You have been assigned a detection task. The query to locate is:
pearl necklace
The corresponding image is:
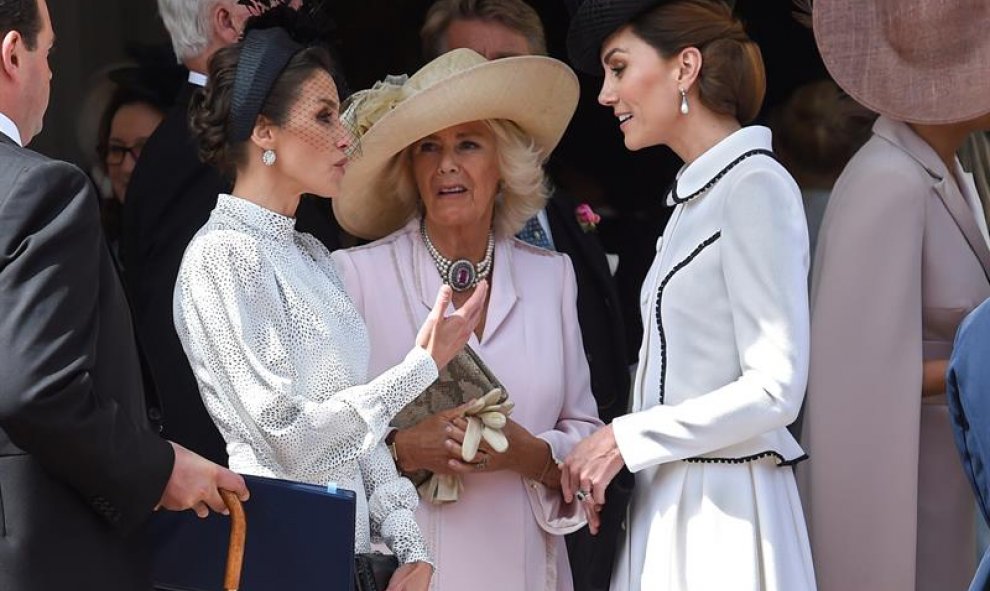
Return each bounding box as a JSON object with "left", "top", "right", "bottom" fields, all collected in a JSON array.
[{"left": 420, "top": 218, "right": 495, "bottom": 292}]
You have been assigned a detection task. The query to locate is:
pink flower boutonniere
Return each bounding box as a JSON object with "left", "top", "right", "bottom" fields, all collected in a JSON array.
[{"left": 575, "top": 203, "right": 601, "bottom": 233}]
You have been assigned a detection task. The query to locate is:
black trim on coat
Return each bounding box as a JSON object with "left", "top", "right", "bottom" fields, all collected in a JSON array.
[
  {"left": 683, "top": 451, "right": 809, "bottom": 467},
  {"left": 668, "top": 149, "right": 775, "bottom": 204},
  {"left": 655, "top": 231, "right": 722, "bottom": 405}
]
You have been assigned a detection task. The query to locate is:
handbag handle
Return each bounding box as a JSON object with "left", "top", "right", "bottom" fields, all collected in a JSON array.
[{"left": 220, "top": 489, "right": 247, "bottom": 591}]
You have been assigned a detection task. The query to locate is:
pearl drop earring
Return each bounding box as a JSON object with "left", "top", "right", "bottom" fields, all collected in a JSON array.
[{"left": 679, "top": 87, "right": 689, "bottom": 115}]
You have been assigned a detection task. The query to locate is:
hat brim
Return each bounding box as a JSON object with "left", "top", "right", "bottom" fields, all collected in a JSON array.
[
  {"left": 814, "top": 1, "right": 990, "bottom": 124},
  {"left": 334, "top": 55, "right": 579, "bottom": 240},
  {"left": 566, "top": 0, "right": 659, "bottom": 75}
]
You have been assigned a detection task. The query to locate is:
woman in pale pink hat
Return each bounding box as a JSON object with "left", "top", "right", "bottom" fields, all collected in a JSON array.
[
  {"left": 803, "top": 1, "right": 990, "bottom": 590},
  {"left": 562, "top": 0, "right": 816, "bottom": 589}
]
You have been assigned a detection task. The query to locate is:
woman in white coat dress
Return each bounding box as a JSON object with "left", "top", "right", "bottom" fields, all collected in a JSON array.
[{"left": 562, "top": 1, "right": 816, "bottom": 589}]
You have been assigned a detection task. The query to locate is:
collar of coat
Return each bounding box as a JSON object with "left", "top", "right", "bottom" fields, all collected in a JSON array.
[
  {"left": 665, "top": 125, "right": 772, "bottom": 207},
  {"left": 874, "top": 115, "right": 990, "bottom": 281}
]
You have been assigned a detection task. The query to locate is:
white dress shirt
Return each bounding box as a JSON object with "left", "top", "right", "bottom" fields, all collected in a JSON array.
[
  {"left": 187, "top": 70, "right": 207, "bottom": 88},
  {"left": 0, "top": 111, "right": 23, "bottom": 147}
]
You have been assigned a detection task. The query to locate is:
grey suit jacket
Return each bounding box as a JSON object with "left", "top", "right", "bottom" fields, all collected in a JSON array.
[
  {"left": 0, "top": 133, "right": 174, "bottom": 590},
  {"left": 803, "top": 116, "right": 990, "bottom": 591}
]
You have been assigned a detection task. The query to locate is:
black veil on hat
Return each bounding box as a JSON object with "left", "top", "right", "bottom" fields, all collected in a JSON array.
[{"left": 227, "top": 0, "right": 347, "bottom": 142}]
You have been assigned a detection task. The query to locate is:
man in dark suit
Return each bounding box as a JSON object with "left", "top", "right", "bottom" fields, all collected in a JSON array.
[
  {"left": 122, "top": 0, "right": 344, "bottom": 466},
  {"left": 0, "top": 1, "right": 247, "bottom": 588},
  {"left": 420, "top": 2, "right": 632, "bottom": 589}
]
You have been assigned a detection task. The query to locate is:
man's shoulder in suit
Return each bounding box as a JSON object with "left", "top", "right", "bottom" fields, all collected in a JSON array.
[{"left": 0, "top": 144, "right": 94, "bottom": 214}]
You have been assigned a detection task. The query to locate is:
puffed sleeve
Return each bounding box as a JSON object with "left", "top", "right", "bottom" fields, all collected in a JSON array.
[
  {"left": 612, "top": 166, "right": 810, "bottom": 470},
  {"left": 173, "top": 233, "right": 438, "bottom": 477},
  {"left": 526, "top": 256, "right": 604, "bottom": 533},
  {"left": 359, "top": 444, "right": 433, "bottom": 566}
]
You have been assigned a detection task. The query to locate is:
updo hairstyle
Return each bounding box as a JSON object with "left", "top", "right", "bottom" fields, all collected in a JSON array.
[
  {"left": 189, "top": 42, "right": 337, "bottom": 178},
  {"left": 631, "top": 0, "right": 766, "bottom": 123}
]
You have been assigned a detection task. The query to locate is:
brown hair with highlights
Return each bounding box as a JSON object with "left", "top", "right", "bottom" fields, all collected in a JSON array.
[{"left": 631, "top": 0, "right": 766, "bottom": 123}]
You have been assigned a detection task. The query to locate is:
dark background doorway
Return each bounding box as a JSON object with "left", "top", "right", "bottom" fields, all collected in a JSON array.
[{"left": 41, "top": 0, "right": 826, "bottom": 351}]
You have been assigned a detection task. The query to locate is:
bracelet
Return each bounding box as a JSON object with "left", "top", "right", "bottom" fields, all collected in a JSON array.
[
  {"left": 536, "top": 451, "right": 555, "bottom": 484},
  {"left": 386, "top": 430, "right": 402, "bottom": 471}
]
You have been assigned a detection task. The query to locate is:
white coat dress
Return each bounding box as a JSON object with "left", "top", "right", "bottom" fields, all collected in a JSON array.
[{"left": 610, "top": 126, "right": 817, "bottom": 591}]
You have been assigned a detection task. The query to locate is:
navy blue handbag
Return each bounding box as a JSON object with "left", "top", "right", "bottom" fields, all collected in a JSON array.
[{"left": 149, "top": 474, "right": 357, "bottom": 590}]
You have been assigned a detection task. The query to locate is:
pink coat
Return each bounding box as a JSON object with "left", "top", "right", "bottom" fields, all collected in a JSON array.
[
  {"left": 803, "top": 116, "right": 990, "bottom": 591},
  {"left": 332, "top": 219, "right": 603, "bottom": 591}
]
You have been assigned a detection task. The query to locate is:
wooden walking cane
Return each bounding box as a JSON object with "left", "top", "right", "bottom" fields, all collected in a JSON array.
[{"left": 220, "top": 490, "right": 247, "bottom": 591}]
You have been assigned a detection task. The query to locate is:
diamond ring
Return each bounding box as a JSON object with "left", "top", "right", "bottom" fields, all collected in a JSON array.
[{"left": 575, "top": 489, "right": 590, "bottom": 502}]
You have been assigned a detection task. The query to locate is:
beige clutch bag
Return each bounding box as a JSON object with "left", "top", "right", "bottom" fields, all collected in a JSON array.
[{"left": 391, "top": 346, "right": 511, "bottom": 503}]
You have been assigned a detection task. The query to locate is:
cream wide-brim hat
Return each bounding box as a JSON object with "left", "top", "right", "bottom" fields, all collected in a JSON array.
[
  {"left": 334, "top": 48, "right": 579, "bottom": 240},
  {"left": 814, "top": 0, "right": 990, "bottom": 125}
]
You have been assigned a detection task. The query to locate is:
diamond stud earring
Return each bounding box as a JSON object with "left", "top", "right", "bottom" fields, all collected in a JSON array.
[{"left": 262, "top": 149, "right": 276, "bottom": 166}]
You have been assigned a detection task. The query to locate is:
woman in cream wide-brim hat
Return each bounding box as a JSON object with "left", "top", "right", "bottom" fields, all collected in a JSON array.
[
  {"left": 804, "top": 1, "right": 990, "bottom": 590},
  {"left": 330, "top": 48, "right": 604, "bottom": 591}
]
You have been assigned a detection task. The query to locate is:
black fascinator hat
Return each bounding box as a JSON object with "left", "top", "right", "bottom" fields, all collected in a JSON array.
[
  {"left": 566, "top": 0, "right": 665, "bottom": 75},
  {"left": 237, "top": 0, "right": 340, "bottom": 49},
  {"left": 566, "top": 0, "right": 735, "bottom": 75},
  {"left": 227, "top": 0, "right": 346, "bottom": 142}
]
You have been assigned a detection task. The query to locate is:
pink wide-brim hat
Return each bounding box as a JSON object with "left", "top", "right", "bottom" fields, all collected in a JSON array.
[{"left": 814, "top": 0, "right": 990, "bottom": 125}]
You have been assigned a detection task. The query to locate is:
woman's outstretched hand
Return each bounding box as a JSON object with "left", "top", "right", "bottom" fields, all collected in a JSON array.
[{"left": 416, "top": 281, "right": 488, "bottom": 370}]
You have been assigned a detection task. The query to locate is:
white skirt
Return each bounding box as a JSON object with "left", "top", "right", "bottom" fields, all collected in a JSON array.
[{"left": 611, "top": 457, "right": 816, "bottom": 591}]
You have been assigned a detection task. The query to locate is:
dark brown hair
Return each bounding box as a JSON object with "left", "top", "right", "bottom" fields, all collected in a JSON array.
[
  {"left": 630, "top": 0, "right": 765, "bottom": 123},
  {"left": 189, "top": 42, "right": 336, "bottom": 178},
  {"left": 96, "top": 87, "right": 169, "bottom": 172}
]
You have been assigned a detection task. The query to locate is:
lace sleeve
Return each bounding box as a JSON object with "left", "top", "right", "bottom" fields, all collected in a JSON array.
[
  {"left": 359, "top": 444, "right": 433, "bottom": 565},
  {"left": 173, "top": 232, "right": 439, "bottom": 478}
]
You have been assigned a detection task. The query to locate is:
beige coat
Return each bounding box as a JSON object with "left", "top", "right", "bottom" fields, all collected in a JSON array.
[{"left": 803, "top": 116, "right": 990, "bottom": 590}]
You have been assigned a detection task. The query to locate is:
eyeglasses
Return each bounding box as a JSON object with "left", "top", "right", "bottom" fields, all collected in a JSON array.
[{"left": 105, "top": 142, "right": 146, "bottom": 165}]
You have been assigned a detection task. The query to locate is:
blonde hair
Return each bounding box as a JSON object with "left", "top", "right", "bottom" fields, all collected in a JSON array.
[
  {"left": 380, "top": 118, "right": 548, "bottom": 237},
  {"left": 420, "top": 0, "right": 547, "bottom": 60}
]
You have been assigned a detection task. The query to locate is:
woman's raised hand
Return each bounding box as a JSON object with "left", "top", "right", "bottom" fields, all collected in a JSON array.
[{"left": 416, "top": 281, "right": 488, "bottom": 370}]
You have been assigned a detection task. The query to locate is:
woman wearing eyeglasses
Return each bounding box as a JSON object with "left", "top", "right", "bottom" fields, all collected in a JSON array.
[{"left": 95, "top": 86, "right": 166, "bottom": 266}]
